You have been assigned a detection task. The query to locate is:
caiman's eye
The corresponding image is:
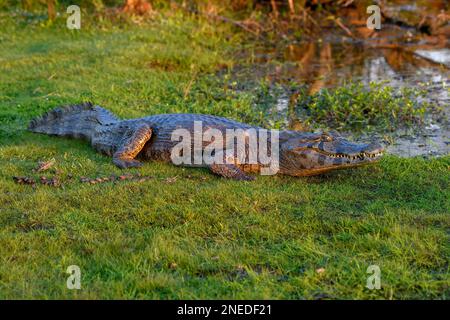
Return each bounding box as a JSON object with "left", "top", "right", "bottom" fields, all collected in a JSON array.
[{"left": 321, "top": 134, "right": 333, "bottom": 142}]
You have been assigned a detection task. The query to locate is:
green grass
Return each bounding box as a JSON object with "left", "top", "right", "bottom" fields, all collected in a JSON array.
[
  {"left": 0, "top": 10, "right": 449, "bottom": 299},
  {"left": 298, "top": 82, "right": 432, "bottom": 132}
]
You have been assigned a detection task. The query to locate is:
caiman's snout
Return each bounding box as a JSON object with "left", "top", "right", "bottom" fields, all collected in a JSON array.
[
  {"left": 329, "top": 140, "right": 384, "bottom": 162},
  {"left": 362, "top": 142, "right": 384, "bottom": 160},
  {"left": 281, "top": 132, "right": 385, "bottom": 176}
]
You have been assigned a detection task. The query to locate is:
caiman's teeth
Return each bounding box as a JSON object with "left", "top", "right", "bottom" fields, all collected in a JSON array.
[{"left": 327, "top": 151, "right": 383, "bottom": 159}]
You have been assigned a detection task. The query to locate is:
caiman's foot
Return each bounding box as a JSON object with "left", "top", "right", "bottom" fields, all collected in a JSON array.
[
  {"left": 112, "top": 123, "right": 153, "bottom": 169},
  {"left": 113, "top": 158, "right": 143, "bottom": 169},
  {"left": 237, "top": 174, "right": 256, "bottom": 181},
  {"left": 209, "top": 163, "right": 255, "bottom": 181}
]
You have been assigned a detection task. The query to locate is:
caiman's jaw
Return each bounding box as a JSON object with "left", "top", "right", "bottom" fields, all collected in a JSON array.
[
  {"left": 315, "top": 148, "right": 384, "bottom": 161},
  {"left": 280, "top": 132, "right": 385, "bottom": 176}
]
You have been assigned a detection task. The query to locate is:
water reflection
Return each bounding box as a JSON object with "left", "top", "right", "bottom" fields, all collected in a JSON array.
[{"left": 259, "top": 37, "right": 449, "bottom": 97}]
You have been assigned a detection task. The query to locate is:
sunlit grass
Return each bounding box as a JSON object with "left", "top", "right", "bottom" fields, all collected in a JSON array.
[{"left": 0, "top": 10, "right": 448, "bottom": 299}]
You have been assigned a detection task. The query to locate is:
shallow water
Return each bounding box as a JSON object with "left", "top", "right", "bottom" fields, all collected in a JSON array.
[{"left": 231, "top": 1, "right": 450, "bottom": 157}]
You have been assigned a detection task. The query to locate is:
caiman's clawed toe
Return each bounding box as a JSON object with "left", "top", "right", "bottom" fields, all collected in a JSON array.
[{"left": 113, "top": 158, "right": 143, "bottom": 169}]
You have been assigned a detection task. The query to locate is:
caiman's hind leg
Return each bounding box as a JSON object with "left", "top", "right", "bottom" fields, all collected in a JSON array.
[
  {"left": 207, "top": 149, "right": 255, "bottom": 181},
  {"left": 113, "top": 124, "right": 153, "bottom": 169},
  {"left": 208, "top": 149, "right": 255, "bottom": 181},
  {"left": 208, "top": 148, "right": 256, "bottom": 181},
  {"left": 209, "top": 163, "right": 255, "bottom": 181}
]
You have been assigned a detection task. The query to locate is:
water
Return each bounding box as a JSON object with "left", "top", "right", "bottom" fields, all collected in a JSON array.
[{"left": 229, "top": 1, "right": 450, "bottom": 157}]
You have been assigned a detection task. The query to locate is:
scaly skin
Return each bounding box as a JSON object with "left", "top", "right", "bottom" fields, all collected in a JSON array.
[{"left": 28, "top": 103, "right": 384, "bottom": 180}]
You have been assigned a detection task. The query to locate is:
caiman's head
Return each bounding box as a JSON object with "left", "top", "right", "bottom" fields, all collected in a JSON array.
[{"left": 279, "top": 131, "right": 384, "bottom": 176}]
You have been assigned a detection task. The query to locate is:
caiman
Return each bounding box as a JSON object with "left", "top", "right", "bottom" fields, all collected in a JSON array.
[{"left": 28, "top": 103, "right": 384, "bottom": 180}]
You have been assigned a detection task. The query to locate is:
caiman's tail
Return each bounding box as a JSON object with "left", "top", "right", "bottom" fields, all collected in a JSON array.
[{"left": 28, "top": 102, "right": 119, "bottom": 141}]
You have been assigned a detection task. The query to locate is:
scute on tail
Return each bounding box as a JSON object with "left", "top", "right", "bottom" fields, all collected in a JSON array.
[{"left": 28, "top": 102, "right": 119, "bottom": 140}]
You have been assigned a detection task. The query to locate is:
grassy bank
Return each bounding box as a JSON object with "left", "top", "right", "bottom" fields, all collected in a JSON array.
[{"left": 0, "top": 10, "right": 449, "bottom": 299}]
